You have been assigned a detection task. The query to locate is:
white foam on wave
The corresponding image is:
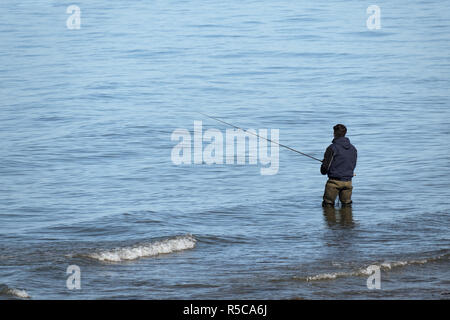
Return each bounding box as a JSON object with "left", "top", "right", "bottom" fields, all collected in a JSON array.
[
  {"left": 0, "top": 285, "right": 31, "bottom": 299},
  {"left": 85, "top": 234, "right": 197, "bottom": 262},
  {"left": 8, "top": 288, "right": 31, "bottom": 299},
  {"left": 306, "top": 272, "right": 347, "bottom": 281},
  {"left": 379, "top": 259, "right": 427, "bottom": 270},
  {"left": 300, "top": 255, "right": 445, "bottom": 282}
]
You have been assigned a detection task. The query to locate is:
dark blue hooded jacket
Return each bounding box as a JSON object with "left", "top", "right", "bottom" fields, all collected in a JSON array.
[{"left": 320, "top": 137, "right": 357, "bottom": 181}]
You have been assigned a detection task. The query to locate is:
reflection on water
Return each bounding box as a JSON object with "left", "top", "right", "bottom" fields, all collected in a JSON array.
[{"left": 323, "top": 206, "right": 354, "bottom": 228}]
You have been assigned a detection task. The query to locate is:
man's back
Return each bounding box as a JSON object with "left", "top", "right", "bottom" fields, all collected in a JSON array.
[{"left": 321, "top": 137, "right": 357, "bottom": 181}]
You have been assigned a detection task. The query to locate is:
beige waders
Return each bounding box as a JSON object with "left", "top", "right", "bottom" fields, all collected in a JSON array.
[{"left": 322, "top": 179, "right": 353, "bottom": 207}]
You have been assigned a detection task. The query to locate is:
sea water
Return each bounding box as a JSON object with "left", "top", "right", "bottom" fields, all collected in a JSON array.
[{"left": 0, "top": 0, "right": 449, "bottom": 299}]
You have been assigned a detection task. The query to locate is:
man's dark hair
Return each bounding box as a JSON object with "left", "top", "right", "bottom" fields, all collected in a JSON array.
[{"left": 333, "top": 124, "right": 347, "bottom": 138}]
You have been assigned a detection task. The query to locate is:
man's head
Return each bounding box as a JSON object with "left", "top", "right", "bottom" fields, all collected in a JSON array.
[{"left": 333, "top": 124, "right": 347, "bottom": 138}]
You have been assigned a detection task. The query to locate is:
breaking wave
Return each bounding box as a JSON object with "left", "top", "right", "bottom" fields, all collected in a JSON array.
[
  {"left": 0, "top": 285, "right": 31, "bottom": 299},
  {"left": 297, "top": 253, "right": 448, "bottom": 282},
  {"left": 80, "top": 234, "right": 197, "bottom": 262}
]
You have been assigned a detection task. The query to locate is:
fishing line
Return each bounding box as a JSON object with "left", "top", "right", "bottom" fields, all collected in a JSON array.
[{"left": 197, "top": 112, "right": 323, "bottom": 163}]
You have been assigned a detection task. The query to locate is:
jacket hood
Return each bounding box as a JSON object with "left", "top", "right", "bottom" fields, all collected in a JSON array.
[{"left": 332, "top": 136, "right": 351, "bottom": 149}]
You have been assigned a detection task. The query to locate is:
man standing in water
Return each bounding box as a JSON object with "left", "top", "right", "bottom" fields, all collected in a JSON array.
[{"left": 321, "top": 124, "right": 357, "bottom": 207}]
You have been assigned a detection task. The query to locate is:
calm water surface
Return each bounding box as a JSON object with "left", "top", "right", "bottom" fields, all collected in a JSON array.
[{"left": 0, "top": 0, "right": 449, "bottom": 299}]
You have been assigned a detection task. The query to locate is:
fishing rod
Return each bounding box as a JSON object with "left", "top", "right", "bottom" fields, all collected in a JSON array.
[{"left": 197, "top": 112, "right": 323, "bottom": 163}]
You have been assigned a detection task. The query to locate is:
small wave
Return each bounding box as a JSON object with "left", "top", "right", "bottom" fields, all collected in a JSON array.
[
  {"left": 0, "top": 285, "right": 31, "bottom": 299},
  {"left": 299, "top": 253, "right": 448, "bottom": 282},
  {"left": 81, "top": 234, "right": 197, "bottom": 262},
  {"left": 306, "top": 272, "right": 348, "bottom": 281}
]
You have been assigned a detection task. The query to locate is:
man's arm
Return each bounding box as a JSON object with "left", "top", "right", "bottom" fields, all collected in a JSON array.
[{"left": 320, "top": 146, "right": 334, "bottom": 175}]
